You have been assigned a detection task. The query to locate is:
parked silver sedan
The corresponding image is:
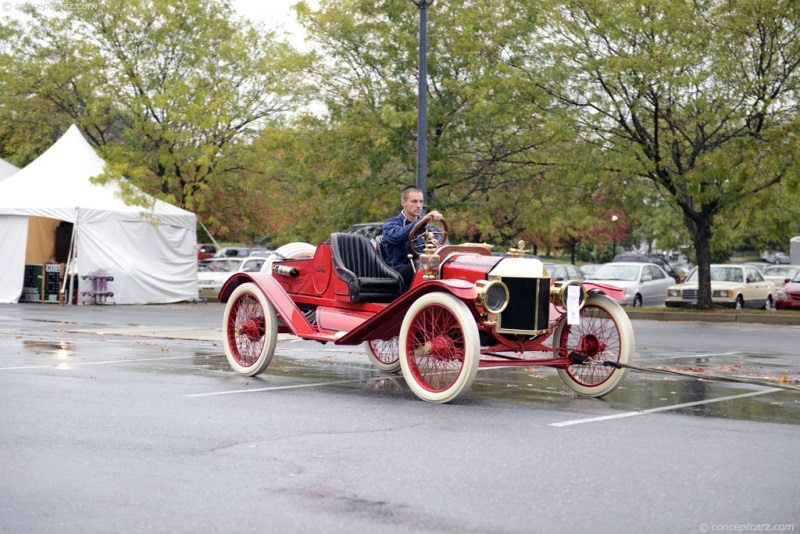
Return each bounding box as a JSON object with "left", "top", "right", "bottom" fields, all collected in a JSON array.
[{"left": 586, "top": 262, "right": 675, "bottom": 307}]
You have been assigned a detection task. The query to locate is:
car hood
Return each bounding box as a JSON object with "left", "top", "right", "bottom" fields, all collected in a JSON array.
[
  {"left": 780, "top": 282, "right": 800, "bottom": 294},
  {"left": 587, "top": 279, "right": 640, "bottom": 290},
  {"left": 197, "top": 272, "right": 236, "bottom": 283},
  {"left": 668, "top": 281, "right": 744, "bottom": 290}
]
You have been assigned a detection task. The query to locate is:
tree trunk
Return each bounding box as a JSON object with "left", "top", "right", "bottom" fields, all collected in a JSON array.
[{"left": 690, "top": 217, "right": 714, "bottom": 309}]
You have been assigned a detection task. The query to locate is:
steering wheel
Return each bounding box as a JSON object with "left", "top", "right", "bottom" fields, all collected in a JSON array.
[{"left": 407, "top": 215, "right": 449, "bottom": 257}]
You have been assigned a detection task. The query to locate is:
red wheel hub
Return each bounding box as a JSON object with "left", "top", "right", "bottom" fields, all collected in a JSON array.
[
  {"left": 424, "top": 336, "right": 457, "bottom": 359},
  {"left": 577, "top": 334, "right": 604, "bottom": 359},
  {"left": 237, "top": 317, "right": 264, "bottom": 342}
]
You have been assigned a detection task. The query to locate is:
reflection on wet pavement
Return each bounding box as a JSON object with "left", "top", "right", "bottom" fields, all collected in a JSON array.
[
  {"left": 22, "top": 340, "right": 74, "bottom": 359},
  {"left": 8, "top": 332, "right": 800, "bottom": 426}
]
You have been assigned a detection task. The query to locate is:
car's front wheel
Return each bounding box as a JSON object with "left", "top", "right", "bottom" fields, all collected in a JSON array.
[
  {"left": 553, "top": 295, "right": 635, "bottom": 397},
  {"left": 764, "top": 295, "right": 774, "bottom": 311},
  {"left": 399, "top": 293, "right": 479, "bottom": 403},
  {"left": 735, "top": 295, "right": 744, "bottom": 310}
]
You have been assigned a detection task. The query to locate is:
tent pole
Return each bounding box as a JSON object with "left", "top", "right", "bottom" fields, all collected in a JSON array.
[
  {"left": 197, "top": 217, "right": 221, "bottom": 251},
  {"left": 61, "top": 208, "right": 78, "bottom": 305}
]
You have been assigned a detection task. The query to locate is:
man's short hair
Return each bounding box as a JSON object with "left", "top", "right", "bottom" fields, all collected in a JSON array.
[{"left": 402, "top": 185, "right": 422, "bottom": 201}]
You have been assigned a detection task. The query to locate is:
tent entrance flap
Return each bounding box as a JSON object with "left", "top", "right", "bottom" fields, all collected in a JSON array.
[{"left": 26, "top": 216, "right": 60, "bottom": 264}]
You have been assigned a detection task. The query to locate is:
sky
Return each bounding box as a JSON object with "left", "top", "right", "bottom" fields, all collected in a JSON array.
[
  {"left": 1, "top": 0, "right": 318, "bottom": 47},
  {"left": 230, "top": 0, "right": 319, "bottom": 48}
]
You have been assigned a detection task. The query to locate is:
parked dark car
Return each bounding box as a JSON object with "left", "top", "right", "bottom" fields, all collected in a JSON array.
[
  {"left": 345, "top": 222, "right": 384, "bottom": 246},
  {"left": 612, "top": 253, "right": 680, "bottom": 283},
  {"left": 542, "top": 262, "right": 584, "bottom": 282}
]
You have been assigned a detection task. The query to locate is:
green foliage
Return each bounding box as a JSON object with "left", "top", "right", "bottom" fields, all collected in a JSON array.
[
  {"left": 0, "top": 0, "right": 312, "bottom": 241},
  {"left": 531, "top": 0, "right": 800, "bottom": 302},
  {"left": 1, "top": 0, "right": 798, "bottom": 260}
]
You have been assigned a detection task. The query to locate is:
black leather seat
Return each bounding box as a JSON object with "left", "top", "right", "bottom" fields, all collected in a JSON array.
[{"left": 330, "top": 232, "right": 404, "bottom": 303}]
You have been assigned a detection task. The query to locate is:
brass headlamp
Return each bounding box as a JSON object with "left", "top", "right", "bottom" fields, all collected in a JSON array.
[{"left": 549, "top": 280, "right": 588, "bottom": 310}]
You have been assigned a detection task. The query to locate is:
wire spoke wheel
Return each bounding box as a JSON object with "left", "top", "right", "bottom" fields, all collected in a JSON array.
[
  {"left": 554, "top": 295, "right": 634, "bottom": 397},
  {"left": 364, "top": 337, "right": 401, "bottom": 372},
  {"left": 223, "top": 282, "right": 277, "bottom": 376},
  {"left": 400, "top": 293, "right": 479, "bottom": 403}
]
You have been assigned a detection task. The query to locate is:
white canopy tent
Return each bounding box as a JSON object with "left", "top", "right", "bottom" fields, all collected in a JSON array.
[
  {"left": 0, "top": 157, "right": 19, "bottom": 183},
  {"left": 0, "top": 125, "right": 198, "bottom": 304}
]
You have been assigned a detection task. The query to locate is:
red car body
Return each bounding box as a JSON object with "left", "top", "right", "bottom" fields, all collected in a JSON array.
[
  {"left": 219, "top": 227, "right": 634, "bottom": 403},
  {"left": 777, "top": 279, "right": 800, "bottom": 309},
  {"left": 197, "top": 244, "right": 217, "bottom": 261}
]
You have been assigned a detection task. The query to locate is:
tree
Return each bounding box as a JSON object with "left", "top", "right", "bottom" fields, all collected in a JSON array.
[
  {"left": 530, "top": 0, "right": 800, "bottom": 306},
  {"left": 288, "top": 0, "right": 568, "bottom": 245},
  {"left": 0, "top": 0, "right": 311, "bottom": 239}
]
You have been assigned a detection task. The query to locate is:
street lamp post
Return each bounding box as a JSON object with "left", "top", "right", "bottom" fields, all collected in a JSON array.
[
  {"left": 412, "top": 0, "right": 433, "bottom": 211},
  {"left": 611, "top": 215, "right": 619, "bottom": 256}
]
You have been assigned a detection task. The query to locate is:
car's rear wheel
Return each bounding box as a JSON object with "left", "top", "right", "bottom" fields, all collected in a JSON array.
[
  {"left": 364, "top": 337, "right": 401, "bottom": 372},
  {"left": 399, "top": 293, "right": 479, "bottom": 403},
  {"left": 223, "top": 282, "right": 277, "bottom": 376},
  {"left": 554, "top": 295, "right": 634, "bottom": 397}
]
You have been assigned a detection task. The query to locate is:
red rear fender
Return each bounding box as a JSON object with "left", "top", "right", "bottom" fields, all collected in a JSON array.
[
  {"left": 335, "top": 279, "right": 477, "bottom": 345},
  {"left": 219, "top": 272, "right": 316, "bottom": 337}
]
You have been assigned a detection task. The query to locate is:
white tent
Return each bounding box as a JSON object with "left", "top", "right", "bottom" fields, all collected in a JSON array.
[
  {"left": 0, "top": 157, "right": 19, "bottom": 183},
  {"left": 0, "top": 125, "right": 198, "bottom": 304}
]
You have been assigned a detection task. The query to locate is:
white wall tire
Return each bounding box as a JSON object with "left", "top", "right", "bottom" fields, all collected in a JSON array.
[
  {"left": 364, "top": 337, "right": 401, "bottom": 373},
  {"left": 223, "top": 282, "right": 278, "bottom": 376},
  {"left": 399, "top": 293, "right": 480, "bottom": 403},
  {"left": 554, "top": 295, "right": 635, "bottom": 397}
]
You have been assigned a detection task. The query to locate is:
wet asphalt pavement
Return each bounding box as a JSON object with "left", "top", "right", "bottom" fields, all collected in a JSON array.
[{"left": 1, "top": 302, "right": 798, "bottom": 533}]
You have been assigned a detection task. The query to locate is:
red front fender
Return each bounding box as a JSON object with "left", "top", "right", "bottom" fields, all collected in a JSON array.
[{"left": 582, "top": 281, "right": 626, "bottom": 302}]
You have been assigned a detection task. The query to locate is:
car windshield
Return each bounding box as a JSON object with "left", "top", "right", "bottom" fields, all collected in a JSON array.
[
  {"left": 763, "top": 266, "right": 796, "bottom": 276},
  {"left": 686, "top": 267, "right": 742, "bottom": 283},
  {"left": 198, "top": 260, "right": 240, "bottom": 272},
  {"left": 590, "top": 264, "right": 640, "bottom": 281}
]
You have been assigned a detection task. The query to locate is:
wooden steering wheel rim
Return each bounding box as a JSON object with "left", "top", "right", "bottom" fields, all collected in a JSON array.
[{"left": 407, "top": 215, "right": 449, "bottom": 257}]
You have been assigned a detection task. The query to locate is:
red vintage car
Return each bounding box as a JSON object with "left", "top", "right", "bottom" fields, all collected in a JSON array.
[{"left": 218, "top": 216, "right": 634, "bottom": 403}]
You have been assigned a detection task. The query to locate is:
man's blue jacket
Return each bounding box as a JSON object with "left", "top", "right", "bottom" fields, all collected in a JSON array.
[{"left": 381, "top": 211, "right": 425, "bottom": 269}]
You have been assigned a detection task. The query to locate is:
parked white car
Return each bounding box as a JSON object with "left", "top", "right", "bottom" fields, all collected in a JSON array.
[
  {"left": 666, "top": 264, "right": 776, "bottom": 309},
  {"left": 198, "top": 257, "right": 265, "bottom": 299},
  {"left": 586, "top": 262, "right": 674, "bottom": 307},
  {"left": 761, "top": 265, "right": 800, "bottom": 287}
]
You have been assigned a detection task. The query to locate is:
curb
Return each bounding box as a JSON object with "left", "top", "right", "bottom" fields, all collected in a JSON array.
[{"left": 626, "top": 310, "right": 800, "bottom": 326}]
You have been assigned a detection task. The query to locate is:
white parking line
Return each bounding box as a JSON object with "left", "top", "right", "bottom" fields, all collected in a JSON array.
[
  {"left": 0, "top": 354, "right": 196, "bottom": 371},
  {"left": 549, "top": 388, "right": 782, "bottom": 427},
  {"left": 185, "top": 379, "right": 366, "bottom": 397}
]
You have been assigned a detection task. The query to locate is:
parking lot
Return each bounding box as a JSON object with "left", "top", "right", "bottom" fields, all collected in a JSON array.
[{"left": 1, "top": 302, "right": 798, "bottom": 533}]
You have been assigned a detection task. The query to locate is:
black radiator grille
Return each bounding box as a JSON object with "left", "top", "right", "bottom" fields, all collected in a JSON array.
[{"left": 499, "top": 277, "right": 551, "bottom": 333}]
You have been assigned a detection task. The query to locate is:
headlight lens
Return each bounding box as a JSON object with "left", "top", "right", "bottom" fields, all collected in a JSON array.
[
  {"left": 713, "top": 289, "right": 733, "bottom": 298},
  {"left": 668, "top": 289, "right": 681, "bottom": 297},
  {"left": 475, "top": 280, "right": 509, "bottom": 313},
  {"left": 777, "top": 290, "right": 787, "bottom": 299}
]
